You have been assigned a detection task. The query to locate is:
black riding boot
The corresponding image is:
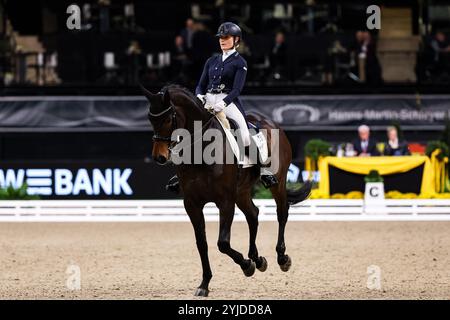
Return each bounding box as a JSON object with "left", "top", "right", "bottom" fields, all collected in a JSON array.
[
  {"left": 260, "top": 173, "right": 279, "bottom": 188},
  {"left": 245, "top": 144, "right": 279, "bottom": 189},
  {"left": 166, "top": 175, "right": 180, "bottom": 194},
  {"left": 260, "top": 168, "right": 279, "bottom": 188}
]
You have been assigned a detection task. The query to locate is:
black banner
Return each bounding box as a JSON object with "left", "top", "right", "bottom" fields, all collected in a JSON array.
[
  {"left": 1, "top": 95, "right": 450, "bottom": 129},
  {"left": 329, "top": 164, "right": 424, "bottom": 195},
  {"left": 0, "top": 161, "right": 176, "bottom": 199},
  {"left": 0, "top": 300, "right": 447, "bottom": 318}
]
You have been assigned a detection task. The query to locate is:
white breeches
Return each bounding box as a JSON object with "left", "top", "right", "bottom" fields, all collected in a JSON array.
[{"left": 205, "top": 93, "right": 251, "bottom": 147}]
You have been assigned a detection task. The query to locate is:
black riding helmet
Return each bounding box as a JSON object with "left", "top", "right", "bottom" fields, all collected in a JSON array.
[{"left": 216, "top": 22, "right": 242, "bottom": 46}]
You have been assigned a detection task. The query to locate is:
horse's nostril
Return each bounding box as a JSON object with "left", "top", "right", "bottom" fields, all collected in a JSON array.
[{"left": 155, "top": 155, "right": 167, "bottom": 164}]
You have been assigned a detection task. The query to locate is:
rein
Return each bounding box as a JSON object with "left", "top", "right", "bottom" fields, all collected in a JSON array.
[{"left": 170, "top": 115, "right": 216, "bottom": 156}]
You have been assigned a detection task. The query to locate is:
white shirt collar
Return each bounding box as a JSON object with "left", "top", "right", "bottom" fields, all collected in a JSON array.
[
  {"left": 222, "top": 48, "right": 236, "bottom": 61},
  {"left": 389, "top": 139, "right": 399, "bottom": 148}
]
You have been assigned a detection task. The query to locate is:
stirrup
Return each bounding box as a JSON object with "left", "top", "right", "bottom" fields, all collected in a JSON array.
[{"left": 166, "top": 175, "right": 180, "bottom": 194}]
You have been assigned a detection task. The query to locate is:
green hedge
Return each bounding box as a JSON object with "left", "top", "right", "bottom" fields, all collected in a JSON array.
[
  {"left": 304, "top": 139, "right": 332, "bottom": 161},
  {"left": 426, "top": 140, "right": 449, "bottom": 160},
  {"left": 0, "top": 184, "right": 40, "bottom": 200},
  {"left": 253, "top": 182, "right": 305, "bottom": 199}
]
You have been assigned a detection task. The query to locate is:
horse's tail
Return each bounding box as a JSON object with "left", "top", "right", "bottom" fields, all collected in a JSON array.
[{"left": 286, "top": 180, "right": 313, "bottom": 205}]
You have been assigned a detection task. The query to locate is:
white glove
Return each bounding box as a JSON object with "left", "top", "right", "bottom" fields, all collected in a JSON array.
[
  {"left": 196, "top": 94, "right": 206, "bottom": 105},
  {"left": 204, "top": 102, "right": 214, "bottom": 113},
  {"left": 213, "top": 100, "right": 227, "bottom": 113}
]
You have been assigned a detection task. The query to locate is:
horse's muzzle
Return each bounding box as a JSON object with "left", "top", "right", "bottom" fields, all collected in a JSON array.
[{"left": 154, "top": 155, "right": 168, "bottom": 165}]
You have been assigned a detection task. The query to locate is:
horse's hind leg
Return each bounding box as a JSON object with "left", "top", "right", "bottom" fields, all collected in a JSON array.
[
  {"left": 271, "top": 179, "right": 292, "bottom": 272},
  {"left": 216, "top": 200, "right": 256, "bottom": 277},
  {"left": 236, "top": 192, "right": 268, "bottom": 272},
  {"left": 184, "top": 199, "right": 212, "bottom": 297}
]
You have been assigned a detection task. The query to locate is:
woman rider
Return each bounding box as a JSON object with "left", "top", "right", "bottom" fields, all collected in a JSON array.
[{"left": 166, "top": 22, "right": 278, "bottom": 193}]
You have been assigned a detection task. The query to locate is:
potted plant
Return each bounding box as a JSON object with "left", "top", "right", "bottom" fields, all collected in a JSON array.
[
  {"left": 304, "top": 139, "right": 332, "bottom": 178},
  {"left": 426, "top": 140, "right": 449, "bottom": 161},
  {"left": 304, "top": 139, "right": 332, "bottom": 161}
]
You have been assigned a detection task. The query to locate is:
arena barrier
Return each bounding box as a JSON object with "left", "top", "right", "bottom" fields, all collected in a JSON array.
[{"left": 1, "top": 199, "right": 450, "bottom": 222}]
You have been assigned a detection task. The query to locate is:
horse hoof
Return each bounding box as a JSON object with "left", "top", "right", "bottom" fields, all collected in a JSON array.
[
  {"left": 279, "top": 255, "right": 292, "bottom": 272},
  {"left": 257, "top": 256, "right": 268, "bottom": 272},
  {"left": 194, "top": 288, "right": 209, "bottom": 297},
  {"left": 242, "top": 260, "right": 256, "bottom": 277}
]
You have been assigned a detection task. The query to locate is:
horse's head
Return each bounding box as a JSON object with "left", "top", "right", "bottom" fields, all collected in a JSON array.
[{"left": 141, "top": 85, "right": 177, "bottom": 165}]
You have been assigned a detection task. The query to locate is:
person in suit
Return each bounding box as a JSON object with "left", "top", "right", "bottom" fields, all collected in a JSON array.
[
  {"left": 352, "top": 125, "right": 380, "bottom": 156},
  {"left": 384, "top": 126, "right": 410, "bottom": 156}
]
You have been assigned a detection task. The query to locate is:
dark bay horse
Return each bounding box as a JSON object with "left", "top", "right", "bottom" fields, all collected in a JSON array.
[{"left": 142, "top": 84, "right": 312, "bottom": 297}]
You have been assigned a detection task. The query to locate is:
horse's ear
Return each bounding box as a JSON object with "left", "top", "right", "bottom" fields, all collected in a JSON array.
[
  {"left": 163, "top": 88, "right": 171, "bottom": 107},
  {"left": 140, "top": 83, "right": 156, "bottom": 102}
]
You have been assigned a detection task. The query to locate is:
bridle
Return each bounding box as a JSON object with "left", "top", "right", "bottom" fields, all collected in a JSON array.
[
  {"left": 148, "top": 91, "right": 217, "bottom": 156},
  {"left": 148, "top": 91, "right": 178, "bottom": 144}
]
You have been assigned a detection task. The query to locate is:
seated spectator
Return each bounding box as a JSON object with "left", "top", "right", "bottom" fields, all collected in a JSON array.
[
  {"left": 180, "top": 18, "right": 195, "bottom": 53},
  {"left": 270, "top": 31, "right": 287, "bottom": 80},
  {"left": 190, "top": 21, "right": 215, "bottom": 82},
  {"left": 384, "top": 126, "right": 410, "bottom": 156},
  {"left": 429, "top": 31, "right": 450, "bottom": 78},
  {"left": 349, "top": 31, "right": 382, "bottom": 84},
  {"left": 174, "top": 35, "right": 186, "bottom": 54},
  {"left": 352, "top": 125, "right": 380, "bottom": 156},
  {"left": 236, "top": 39, "right": 252, "bottom": 61},
  {"left": 171, "top": 35, "right": 191, "bottom": 83}
]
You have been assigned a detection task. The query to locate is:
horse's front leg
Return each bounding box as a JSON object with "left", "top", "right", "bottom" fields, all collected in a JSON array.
[
  {"left": 216, "top": 200, "right": 256, "bottom": 277},
  {"left": 184, "top": 199, "right": 212, "bottom": 297}
]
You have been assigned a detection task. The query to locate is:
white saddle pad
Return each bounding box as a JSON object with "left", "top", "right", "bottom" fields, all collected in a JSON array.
[{"left": 215, "top": 114, "right": 256, "bottom": 168}]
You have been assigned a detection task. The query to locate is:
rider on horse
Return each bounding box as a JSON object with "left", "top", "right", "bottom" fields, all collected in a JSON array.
[{"left": 166, "top": 22, "right": 278, "bottom": 193}]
